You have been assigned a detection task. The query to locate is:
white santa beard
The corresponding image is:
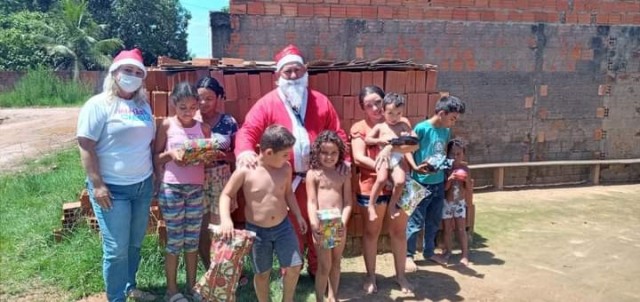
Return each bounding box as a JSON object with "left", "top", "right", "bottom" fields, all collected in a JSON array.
[{"left": 277, "top": 73, "right": 308, "bottom": 110}]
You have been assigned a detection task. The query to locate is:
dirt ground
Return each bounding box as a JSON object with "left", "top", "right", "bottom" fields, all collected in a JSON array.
[
  {"left": 2, "top": 108, "right": 639, "bottom": 301},
  {"left": 338, "top": 184, "right": 640, "bottom": 302},
  {"left": 0, "top": 107, "right": 80, "bottom": 173}
]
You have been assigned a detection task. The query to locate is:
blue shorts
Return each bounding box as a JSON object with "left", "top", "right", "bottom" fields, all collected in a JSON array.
[
  {"left": 245, "top": 218, "right": 302, "bottom": 274},
  {"left": 356, "top": 194, "right": 391, "bottom": 207}
]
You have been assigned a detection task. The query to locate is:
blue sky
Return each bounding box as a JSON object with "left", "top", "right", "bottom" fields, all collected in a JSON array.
[{"left": 181, "top": 0, "right": 229, "bottom": 58}]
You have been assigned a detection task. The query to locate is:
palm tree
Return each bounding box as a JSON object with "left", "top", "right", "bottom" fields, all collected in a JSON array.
[{"left": 41, "top": 0, "right": 123, "bottom": 81}]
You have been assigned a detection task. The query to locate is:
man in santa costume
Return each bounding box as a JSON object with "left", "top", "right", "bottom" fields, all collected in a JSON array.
[{"left": 235, "top": 44, "right": 349, "bottom": 279}]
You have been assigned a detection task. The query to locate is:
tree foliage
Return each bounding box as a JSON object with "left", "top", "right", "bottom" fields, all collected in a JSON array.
[
  {"left": 0, "top": 11, "right": 58, "bottom": 70},
  {"left": 39, "top": 0, "right": 123, "bottom": 81},
  {"left": 0, "top": 0, "right": 191, "bottom": 71},
  {"left": 87, "top": 0, "right": 191, "bottom": 65}
]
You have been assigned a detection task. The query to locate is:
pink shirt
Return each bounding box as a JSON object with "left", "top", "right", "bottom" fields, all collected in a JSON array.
[{"left": 163, "top": 117, "right": 205, "bottom": 185}]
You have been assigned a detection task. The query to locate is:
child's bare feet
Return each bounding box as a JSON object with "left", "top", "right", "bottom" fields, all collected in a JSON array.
[
  {"left": 363, "top": 276, "right": 377, "bottom": 294},
  {"left": 367, "top": 206, "right": 378, "bottom": 221},
  {"left": 389, "top": 206, "right": 400, "bottom": 219},
  {"left": 395, "top": 275, "right": 414, "bottom": 294},
  {"left": 405, "top": 257, "right": 418, "bottom": 272},
  {"left": 460, "top": 257, "right": 469, "bottom": 266}
]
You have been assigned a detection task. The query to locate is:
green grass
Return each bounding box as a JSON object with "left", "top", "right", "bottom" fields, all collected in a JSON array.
[
  {"left": 0, "top": 68, "right": 93, "bottom": 107},
  {"left": 0, "top": 148, "right": 316, "bottom": 301}
]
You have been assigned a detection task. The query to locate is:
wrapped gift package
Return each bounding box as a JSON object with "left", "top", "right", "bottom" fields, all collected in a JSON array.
[
  {"left": 398, "top": 176, "right": 431, "bottom": 216},
  {"left": 181, "top": 138, "right": 223, "bottom": 166},
  {"left": 317, "top": 208, "right": 343, "bottom": 249},
  {"left": 194, "top": 225, "right": 256, "bottom": 302}
]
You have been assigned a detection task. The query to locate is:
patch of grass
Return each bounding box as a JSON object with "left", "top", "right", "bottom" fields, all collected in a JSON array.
[
  {"left": 0, "top": 148, "right": 317, "bottom": 301},
  {"left": 0, "top": 67, "right": 93, "bottom": 107}
]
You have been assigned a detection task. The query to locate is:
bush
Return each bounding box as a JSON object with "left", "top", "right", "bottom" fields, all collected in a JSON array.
[{"left": 0, "top": 68, "right": 93, "bottom": 107}]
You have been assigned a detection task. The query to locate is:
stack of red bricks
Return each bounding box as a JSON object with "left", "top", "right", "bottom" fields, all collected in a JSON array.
[{"left": 143, "top": 62, "right": 441, "bottom": 254}]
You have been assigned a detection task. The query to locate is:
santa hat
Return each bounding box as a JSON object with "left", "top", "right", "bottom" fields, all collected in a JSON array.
[
  {"left": 275, "top": 44, "right": 305, "bottom": 72},
  {"left": 109, "top": 48, "right": 146, "bottom": 77}
]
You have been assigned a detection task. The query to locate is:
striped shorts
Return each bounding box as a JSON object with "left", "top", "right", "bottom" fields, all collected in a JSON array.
[{"left": 158, "top": 183, "right": 204, "bottom": 254}]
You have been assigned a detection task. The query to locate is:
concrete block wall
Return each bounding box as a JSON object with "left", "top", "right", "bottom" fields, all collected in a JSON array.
[{"left": 214, "top": 0, "right": 640, "bottom": 185}]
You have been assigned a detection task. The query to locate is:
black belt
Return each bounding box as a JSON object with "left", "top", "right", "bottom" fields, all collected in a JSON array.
[{"left": 294, "top": 172, "right": 306, "bottom": 178}]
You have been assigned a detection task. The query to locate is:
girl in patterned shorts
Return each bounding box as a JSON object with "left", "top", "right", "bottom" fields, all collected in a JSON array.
[{"left": 154, "top": 82, "right": 212, "bottom": 302}]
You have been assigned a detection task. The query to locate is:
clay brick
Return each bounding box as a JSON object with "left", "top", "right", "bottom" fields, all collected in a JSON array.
[
  {"left": 314, "top": 5, "right": 330, "bottom": 17},
  {"left": 265, "top": 3, "right": 281, "bottom": 15},
  {"left": 248, "top": 74, "right": 261, "bottom": 100},
  {"left": 339, "top": 72, "right": 351, "bottom": 96},
  {"left": 525, "top": 96, "right": 534, "bottom": 108},
  {"left": 361, "top": 71, "right": 373, "bottom": 87},
  {"left": 330, "top": 96, "right": 344, "bottom": 119},
  {"left": 593, "top": 129, "right": 603, "bottom": 140},
  {"left": 350, "top": 72, "right": 362, "bottom": 96},
  {"left": 355, "top": 47, "right": 364, "bottom": 59},
  {"left": 346, "top": 6, "right": 363, "bottom": 18},
  {"left": 230, "top": 4, "right": 246, "bottom": 14},
  {"left": 426, "top": 69, "right": 438, "bottom": 92},
  {"left": 260, "top": 72, "right": 274, "bottom": 96},
  {"left": 415, "top": 71, "right": 427, "bottom": 92},
  {"left": 407, "top": 94, "right": 420, "bottom": 117},
  {"left": 405, "top": 70, "right": 417, "bottom": 93},
  {"left": 247, "top": 2, "right": 265, "bottom": 15},
  {"left": 298, "top": 4, "right": 314, "bottom": 17},
  {"left": 372, "top": 71, "right": 385, "bottom": 89},
  {"left": 385, "top": 71, "right": 407, "bottom": 93},
  {"left": 378, "top": 6, "right": 393, "bottom": 19},
  {"left": 596, "top": 107, "right": 605, "bottom": 118},
  {"left": 282, "top": 4, "right": 297, "bottom": 16},
  {"left": 154, "top": 71, "right": 169, "bottom": 91},
  {"left": 210, "top": 70, "right": 224, "bottom": 87},
  {"left": 539, "top": 85, "right": 548, "bottom": 96},
  {"left": 316, "top": 73, "right": 330, "bottom": 95},
  {"left": 362, "top": 5, "right": 378, "bottom": 19},
  {"left": 427, "top": 93, "right": 440, "bottom": 117},
  {"left": 537, "top": 131, "right": 545, "bottom": 143},
  {"left": 327, "top": 71, "right": 340, "bottom": 96},
  {"left": 152, "top": 91, "right": 169, "bottom": 117},
  {"left": 223, "top": 75, "right": 238, "bottom": 101},
  {"left": 343, "top": 96, "right": 356, "bottom": 119},
  {"left": 330, "top": 5, "right": 347, "bottom": 18},
  {"left": 417, "top": 93, "right": 429, "bottom": 117}
]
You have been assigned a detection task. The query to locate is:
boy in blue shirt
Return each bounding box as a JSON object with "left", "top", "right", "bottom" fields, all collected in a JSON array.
[{"left": 404, "top": 95, "right": 466, "bottom": 271}]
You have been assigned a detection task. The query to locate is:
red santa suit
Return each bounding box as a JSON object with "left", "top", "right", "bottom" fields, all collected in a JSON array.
[{"left": 235, "top": 46, "right": 348, "bottom": 275}]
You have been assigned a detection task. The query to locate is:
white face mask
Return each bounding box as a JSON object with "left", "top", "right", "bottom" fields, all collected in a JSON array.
[{"left": 117, "top": 73, "right": 143, "bottom": 93}]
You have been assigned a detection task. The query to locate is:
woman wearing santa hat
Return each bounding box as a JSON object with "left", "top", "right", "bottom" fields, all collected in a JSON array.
[
  {"left": 234, "top": 44, "right": 349, "bottom": 296},
  {"left": 77, "top": 49, "right": 156, "bottom": 302}
]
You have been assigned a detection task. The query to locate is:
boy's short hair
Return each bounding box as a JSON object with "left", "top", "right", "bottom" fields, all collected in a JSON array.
[
  {"left": 435, "top": 95, "right": 466, "bottom": 114},
  {"left": 260, "top": 124, "right": 296, "bottom": 153},
  {"left": 382, "top": 92, "right": 405, "bottom": 110}
]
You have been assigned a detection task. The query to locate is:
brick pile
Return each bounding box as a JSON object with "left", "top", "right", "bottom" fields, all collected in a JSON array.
[{"left": 142, "top": 59, "right": 442, "bottom": 254}]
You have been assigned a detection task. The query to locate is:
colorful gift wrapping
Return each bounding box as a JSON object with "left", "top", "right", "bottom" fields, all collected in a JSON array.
[
  {"left": 181, "top": 138, "right": 223, "bottom": 166},
  {"left": 194, "top": 225, "right": 256, "bottom": 302},
  {"left": 398, "top": 176, "right": 431, "bottom": 217},
  {"left": 316, "top": 208, "right": 343, "bottom": 249}
]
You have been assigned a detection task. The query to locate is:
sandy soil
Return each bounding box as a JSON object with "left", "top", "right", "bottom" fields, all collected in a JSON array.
[
  {"left": 338, "top": 184, "right": 640, "bottom": 302},
  {"left": 0, "top": 107, "right": 80, "bottom": 173}
]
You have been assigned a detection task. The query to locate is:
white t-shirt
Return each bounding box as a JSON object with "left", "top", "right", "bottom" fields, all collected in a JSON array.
[{"left": 76, "top": 93, "right": 154, "bottom": 185}]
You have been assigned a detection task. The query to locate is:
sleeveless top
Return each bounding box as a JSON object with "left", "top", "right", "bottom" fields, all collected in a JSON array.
[{"left": 163, "top": 117, "right": 205, "bottom": 185}]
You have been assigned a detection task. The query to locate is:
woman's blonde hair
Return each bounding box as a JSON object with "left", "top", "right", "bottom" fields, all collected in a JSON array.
[{"left": 102, "top": 68, "right": 148, "bottom": 104}]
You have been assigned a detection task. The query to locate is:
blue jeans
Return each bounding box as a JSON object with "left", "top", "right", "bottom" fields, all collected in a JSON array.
[
  {"left": 87, "top": 176, "right": 153, "bottom": 302},
  {"left": 406, "top": 181, "right": 444, "bottom": 258}
]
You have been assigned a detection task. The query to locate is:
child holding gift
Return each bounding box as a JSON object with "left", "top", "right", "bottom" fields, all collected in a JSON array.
[
  {"left": 306, "top": 130, "right": 352, "bottom": 302},
  {"left": 153, "top": 82, "right": 212, "bottom": 302},
  {"left": 364, "top": 93, "right": 417, "bottom": 221},
  {"left": 442, "top": 138, "right": 472, "bottom": 266},
  {"left": 219, "top": 125, "right": 308, "bottom": 302}
]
